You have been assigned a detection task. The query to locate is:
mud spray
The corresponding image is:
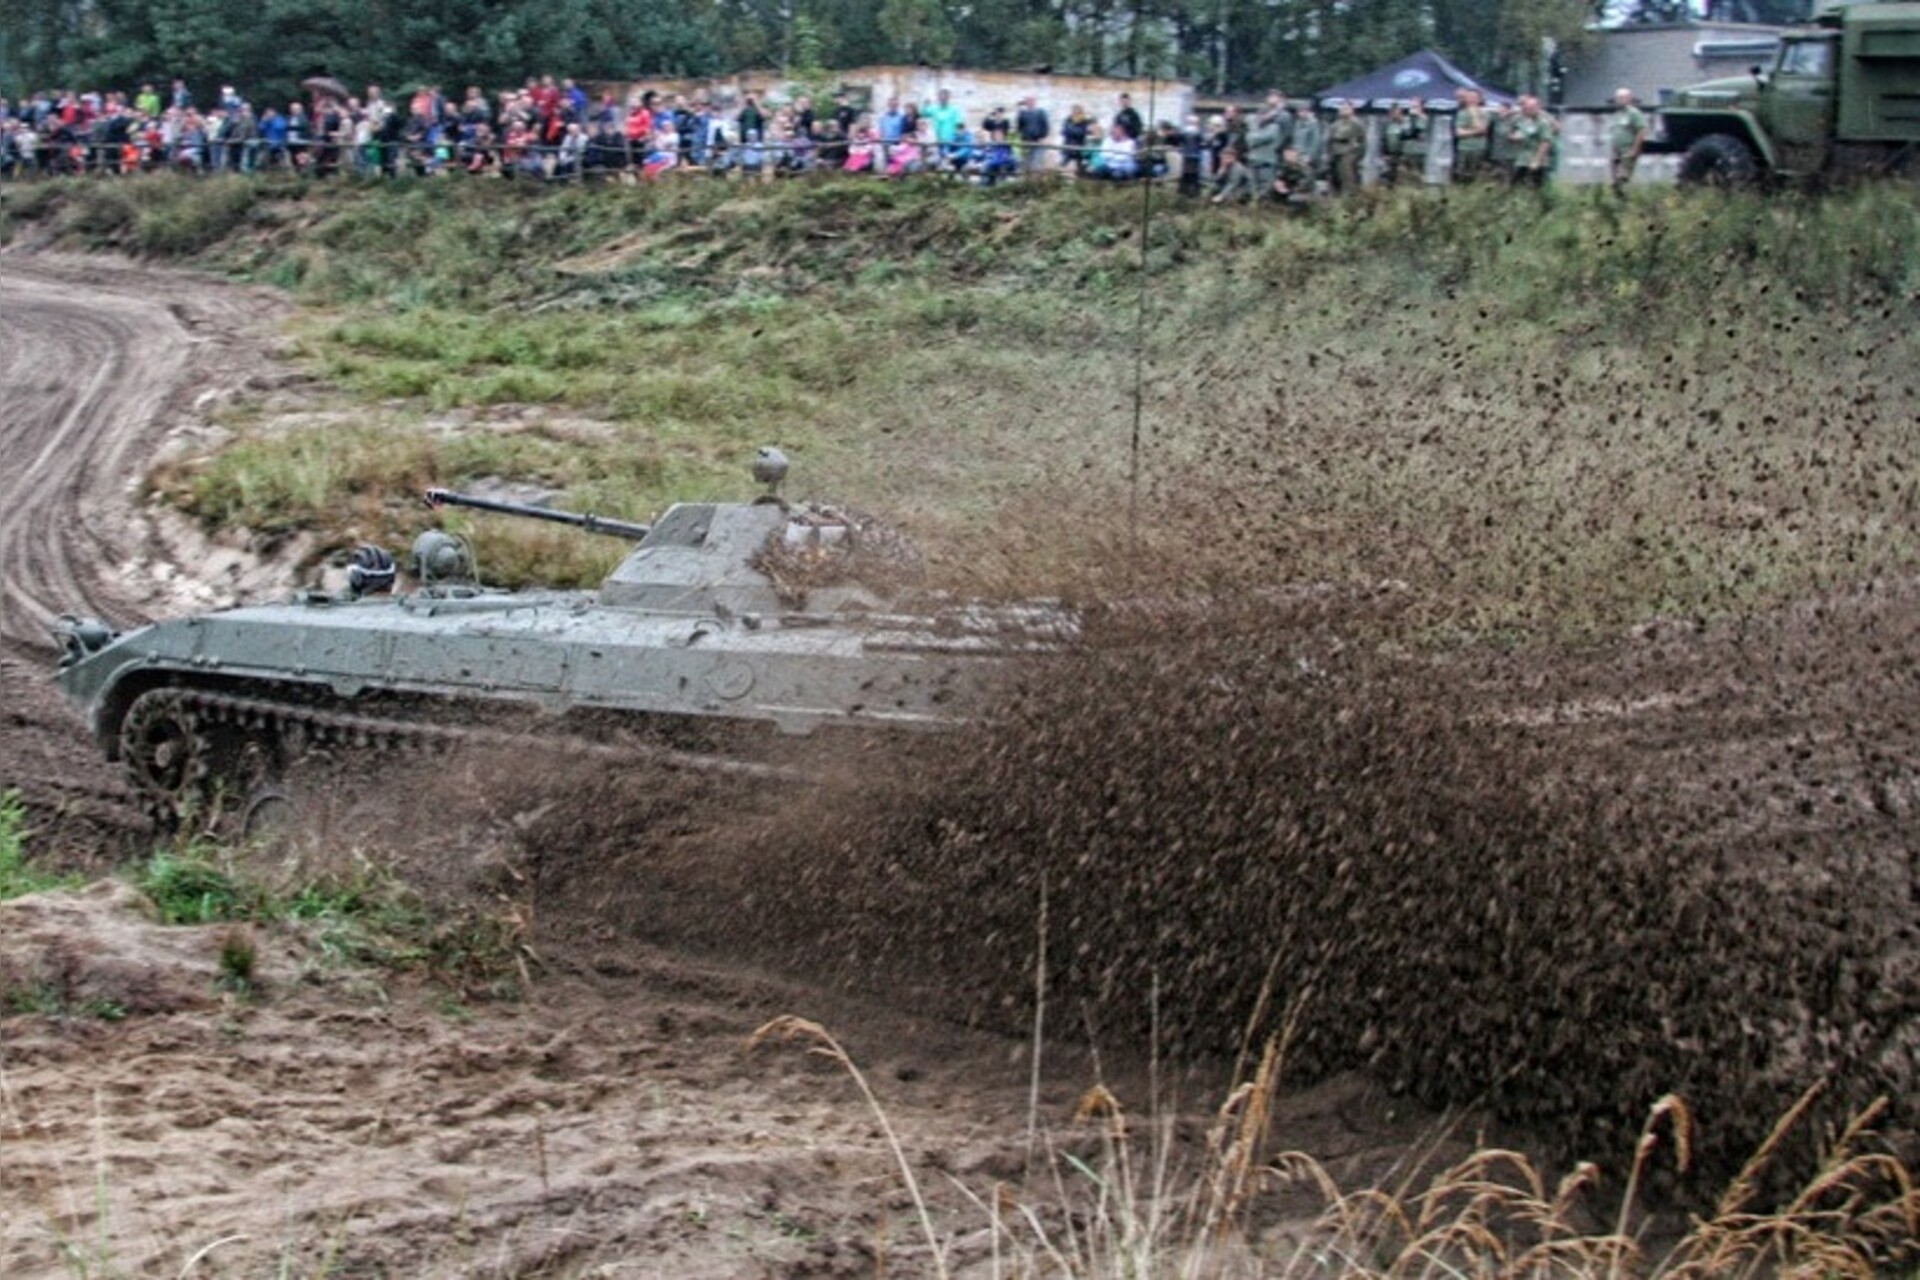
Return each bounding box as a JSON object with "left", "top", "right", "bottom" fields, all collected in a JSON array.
[{"left": 480, "top": 556, "right": 1916, "bottom": 1202}]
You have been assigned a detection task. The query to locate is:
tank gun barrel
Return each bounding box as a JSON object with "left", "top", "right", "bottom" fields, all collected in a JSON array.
[{"left": 424, "top": 488, "right": 652, "bottom": 541}]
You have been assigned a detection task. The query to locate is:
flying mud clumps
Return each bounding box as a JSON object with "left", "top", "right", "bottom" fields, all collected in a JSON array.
[
  {"left": 780, "top": 590, "right": 1916, "bottom": 1193},
  {"left": 749, "top": 503, "right": 926, "bottom": 608}
]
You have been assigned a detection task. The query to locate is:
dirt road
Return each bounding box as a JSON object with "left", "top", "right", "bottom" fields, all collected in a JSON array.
[
  {"left": 0, "top": 256, "right": 291, "bottom": 851},
  {"left": 0, "top": 255, "right": 284, "bottom": 648}
]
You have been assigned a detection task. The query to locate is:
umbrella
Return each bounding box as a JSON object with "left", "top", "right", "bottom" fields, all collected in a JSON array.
[{"left": 302, "top": 75, "right": 350, "bottom": 101}]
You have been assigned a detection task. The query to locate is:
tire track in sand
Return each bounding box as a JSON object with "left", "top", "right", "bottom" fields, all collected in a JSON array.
[
  {"left": 0, "top": 255, "right": 286, "bottom": 839},
  {"left": 0, "top": 255, "right": 285, "bottom": 653}
]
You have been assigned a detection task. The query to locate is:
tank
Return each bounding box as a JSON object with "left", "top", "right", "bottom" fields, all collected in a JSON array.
[{"left": 53, "top": 448, "right": 1071, "bottom": 833}]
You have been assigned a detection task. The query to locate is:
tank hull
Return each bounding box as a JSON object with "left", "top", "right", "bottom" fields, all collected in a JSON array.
[{"left": 55, "top": 588, "right": 1039, "bottom": 758}]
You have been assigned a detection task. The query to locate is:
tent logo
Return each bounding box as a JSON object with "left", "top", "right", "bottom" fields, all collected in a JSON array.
[{"left": 1392, "top": 69, "right": 1433, "bottom": 89}]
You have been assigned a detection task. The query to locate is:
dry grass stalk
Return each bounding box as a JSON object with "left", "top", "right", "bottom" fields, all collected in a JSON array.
[
  {"left": 1609, "top": 1093, "right": 1695, "bottom": 1278},
  {"left": 1275, "top": 1088, "right": 1913, "bottom": 1280},
  {"left": 1197, "top": 1033, "right": 1283, "bottom": 1244},
  {"left": 751, "top": 1009, "right": 1914, "bottom": 1279},
  {"left": 748, "top": 1015, "right": 949, "bottom": 1279}
]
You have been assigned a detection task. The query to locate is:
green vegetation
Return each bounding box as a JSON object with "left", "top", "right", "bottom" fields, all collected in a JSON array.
[
  {"left": 5, "top": 984, "right": 127, "bottom": 1020},
  {"left": 12, "top": 174, "right": 1909, "bottom": 638},
  {"left": 130, "top": 845, "right": 527, "bottom": 992},
  {"left": 135, "top": 847, "right": 262, "bottom": 923},
  {"left": 0, "top": 790, "right": 82, "bottom": 900}
]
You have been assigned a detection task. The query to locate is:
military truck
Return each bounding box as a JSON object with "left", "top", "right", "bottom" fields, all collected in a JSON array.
[{"left": 1655, "top": 0, "right": 1920, "bottom": 183}]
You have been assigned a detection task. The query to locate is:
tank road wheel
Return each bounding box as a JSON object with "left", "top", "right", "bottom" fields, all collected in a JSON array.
[
  {"left": 119, "top": 690, "right": 283, "bottom": 837},
  {"left": 120, "top": 689, "right": 216, "bottom": 833},
  {"left": 238, "top": 784, "right": 298, "bottom": 841},
  {"left": 1679, "top": 133, "right": 1760, "bottom": 188}
]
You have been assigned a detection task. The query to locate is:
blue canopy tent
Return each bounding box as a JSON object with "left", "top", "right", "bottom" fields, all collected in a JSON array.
[{"left": 1313, "top": 50, "right": 1515, "bottom": 110}]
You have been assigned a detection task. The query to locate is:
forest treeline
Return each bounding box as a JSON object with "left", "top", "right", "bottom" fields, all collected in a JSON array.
[{"left": 3, "top": 0, "right": 1608, "bottom": 106}]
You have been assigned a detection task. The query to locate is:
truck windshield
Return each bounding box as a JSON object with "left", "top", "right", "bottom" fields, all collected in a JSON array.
[{"left": 1776, "top": 39, "right": 1834, "bottom": 78}]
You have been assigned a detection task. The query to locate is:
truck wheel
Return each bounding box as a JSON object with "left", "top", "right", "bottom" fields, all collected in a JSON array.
[{"left": 1680, "top": 133, "right": 1760, "bottom": 188}]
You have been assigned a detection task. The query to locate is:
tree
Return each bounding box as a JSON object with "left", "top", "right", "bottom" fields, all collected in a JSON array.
[
  {"left": 0, "top": 0, "right": 1593, "bottom": 101},
  {"left": 879, "top": 0, "right": 956, "bottom": 65},
  {"left": 1432, "top": 0, "right": 1588, "bottom": 94},
  {"left": 0, "top": 0, "right": 95, "bottom": 95}
]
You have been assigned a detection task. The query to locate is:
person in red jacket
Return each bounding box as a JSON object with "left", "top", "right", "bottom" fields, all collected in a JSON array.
[{"left": 623, "top": 89, "right": 655, "bottom": 170}]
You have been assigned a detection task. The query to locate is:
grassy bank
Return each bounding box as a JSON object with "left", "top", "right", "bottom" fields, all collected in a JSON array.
[{"left": 7, "top": 175, "right": 1918, "bottom": 634}]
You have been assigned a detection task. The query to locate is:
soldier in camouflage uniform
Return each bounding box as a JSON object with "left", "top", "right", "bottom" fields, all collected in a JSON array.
[
  {"left": 1451, "top": 88, "right": 1491, "bottom": 185},
  {"left": 1209, "top": 145, "right": 1257, "bottom": 204},
  {"left": 1273, "top": 142, "right": 1314, "bottom": 203},
  {"left": 1382, "top": 100, "right": 1429, "bottom": 187},
  {"left": 1486, "top": 101, "right": 1519, "bottom": 184},
  {"left": 1291, "top": 103, "right": 1325, "bottom": 190},
  {"left": 1608, "top": 87, "right": 1648, "bottom": 194},
  {"left": 1326, "top": 100, "right": 1366, "bottom": 195},
  {"left": 1245, "top": 90, "right": 1289, "bottom": 198},
  {"left": 1507, "top": 94, "right": 1558, "bottom": 190}
]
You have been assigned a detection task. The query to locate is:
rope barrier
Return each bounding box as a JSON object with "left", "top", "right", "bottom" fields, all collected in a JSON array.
[{"left": 0, "top": 134, "right": 1200, "bottom": 185}]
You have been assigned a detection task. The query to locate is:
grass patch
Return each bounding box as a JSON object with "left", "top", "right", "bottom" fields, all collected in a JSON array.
[
  {"left": 5, "top": 984, "right": 127, "bottom": 1021},
  {"left": 129, "top": 845, "right": 529, "bottom": 994},
  {"left": 754, "top": 1018, "right": 1920, "bottom": 1277},
  {"left": 0, "top": 790, "right": 82, "bottom": 900},
  {"left": 135, "top": 847, "right": 263, "bottom": 924}
]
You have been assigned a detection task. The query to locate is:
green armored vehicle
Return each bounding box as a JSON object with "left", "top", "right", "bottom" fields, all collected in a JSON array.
[
  {"left": 1656, "top": 0, "right": 1920, "bottom": 183},
  {"left": 54, "top": 449, "right": 1070, "bottom": 832}
]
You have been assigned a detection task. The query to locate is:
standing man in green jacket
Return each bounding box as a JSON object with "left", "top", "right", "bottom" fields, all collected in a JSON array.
[
  {"left": 1608, "top": 87, "right": 1648, "bottom": 195},
  {"left": 1507, "top": 94, "right": 1558, "bottom": 190},
  {"left": 1246, "top": 89, "right": 1289, "bottom": 197},
  {"left": 1291, "top": 103, "right": 1324, "bottom": 190},
  {"left": 1326, "top": 100, "right": 1366, "bottom": 195},
  {"left": 1383, "top": 99, "right": 1429, "bottom": 186},
  {"left": 1452, "top": 87, "right": 1490, "bottom": 185}
]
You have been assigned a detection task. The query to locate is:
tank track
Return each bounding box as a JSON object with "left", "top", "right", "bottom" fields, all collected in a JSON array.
[{"left": 120, "top": 683, "right": 799, "bottom": 835}]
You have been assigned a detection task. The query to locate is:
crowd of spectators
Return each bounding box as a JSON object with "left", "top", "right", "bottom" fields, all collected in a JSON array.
[{"left": 0, "top": 73, "right": 1580, "bottom": 200}]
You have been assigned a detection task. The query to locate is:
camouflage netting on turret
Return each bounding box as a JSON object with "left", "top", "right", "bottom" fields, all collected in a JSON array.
[{"left": 750, "top": 503, "right": 926, "bottom": 608}]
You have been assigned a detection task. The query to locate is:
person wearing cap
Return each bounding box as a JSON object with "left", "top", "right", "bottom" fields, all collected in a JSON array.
[{"left": 1608, "top": 87, "right": 1647, "bottom": 195}]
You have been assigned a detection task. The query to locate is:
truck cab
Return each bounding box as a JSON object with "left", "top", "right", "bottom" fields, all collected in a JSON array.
[{"left": 1657, "top": 0, "right": 1920, "bottom": 183}]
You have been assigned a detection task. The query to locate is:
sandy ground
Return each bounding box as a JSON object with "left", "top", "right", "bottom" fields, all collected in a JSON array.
[
  {"left": 0, "top": 255, "right": 1456, "bottom": 1277},
  {"left": 1, "top": 880, "right": 1453, "bottom": 1278}
]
